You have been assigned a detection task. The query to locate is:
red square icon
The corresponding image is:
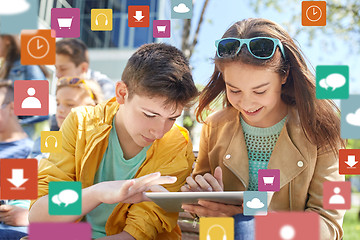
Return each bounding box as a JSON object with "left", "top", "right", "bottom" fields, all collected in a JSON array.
[
  {"left": 339, "top": 149, "right": 360, "bottom": 175},
  {"left": 323, "top": 181, "right": 351, "bottom": 210},
  {"left": 0, "top": 158, "right": 38, "bottom": 200},
  {"left": 256, "top": 212, "right": 320, "bottom": 240},
  {"left": 21, "top": 29, "right": 56, "bottom": 65},
  {"left": 128, "top": 6, "right": 149, "bottom": 27},
  {"left": 14, "top": 80, "right": 49, "bottom": 116}
]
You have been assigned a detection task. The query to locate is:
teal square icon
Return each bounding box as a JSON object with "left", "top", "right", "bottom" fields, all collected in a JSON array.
[
  {"left": 171, "top": 0, "right": 193, "bottom": 19},
  {"left": 243, "top": 191, "right": 267, "bottom": 216},
  {"left": 49, "top": 181, "right": 82, "bottom": 215},
  {"left": 316, "top": 65, "right": 349, "bottom": 99},
  {"left": 340, "top": 95, "right": 360, "bottom": 139}
]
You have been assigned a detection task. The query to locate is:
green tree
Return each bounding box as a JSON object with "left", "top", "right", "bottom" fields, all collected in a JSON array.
[
  {"left": 250, "top": 0, "right": 360, "bottom": 51},
  {"left": 181, "top": 0, "right": 211, "bottom": 139}
]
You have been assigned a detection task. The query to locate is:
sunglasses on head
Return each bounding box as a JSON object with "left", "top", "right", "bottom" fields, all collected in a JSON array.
[
  {"left": 58, "top": 77, "right": 95, "bottom": 100},
  {"left": 215, "top": 37, "right": 286, "bottom": 60}
]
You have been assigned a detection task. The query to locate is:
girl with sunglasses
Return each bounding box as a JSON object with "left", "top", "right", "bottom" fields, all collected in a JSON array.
[
  {"left": 55, "top": 77, "right": 104, "bottom": 128},
  {"left": 182, "top": 18, "right": 345, "bottom": 240}
]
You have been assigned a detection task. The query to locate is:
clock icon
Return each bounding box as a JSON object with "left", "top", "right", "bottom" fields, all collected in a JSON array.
[
  {"left": 27, "top": 36, "right": 50, "bottom": 59},
  {"left": 306, "top": 5, "right": 322, "bottom": 22}
]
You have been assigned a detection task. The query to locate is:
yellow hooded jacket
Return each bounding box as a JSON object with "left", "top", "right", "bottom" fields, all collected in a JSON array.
[{"left": 30, "top": 98, "right": 195, "bottom": 239}]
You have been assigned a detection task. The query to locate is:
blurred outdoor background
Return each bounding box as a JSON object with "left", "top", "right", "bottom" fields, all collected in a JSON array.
[{"left": 8, "top": 0, "right": 360, "bottom": 238}]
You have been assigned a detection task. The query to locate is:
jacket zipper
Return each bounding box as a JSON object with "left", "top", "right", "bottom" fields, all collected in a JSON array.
[{"left": 289, "top": 180, "right": 292, "bottom": 210}]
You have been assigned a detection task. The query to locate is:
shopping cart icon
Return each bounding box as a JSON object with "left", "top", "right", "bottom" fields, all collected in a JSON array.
[
  {"left": 57, "top": 17, "right": 73, "bottom": 29},
  {"left": 157, "top": 25, "right": 166, "bottom": 33},
  {"left": 263, "top": 176, "right": 275, "bottom": 185}
]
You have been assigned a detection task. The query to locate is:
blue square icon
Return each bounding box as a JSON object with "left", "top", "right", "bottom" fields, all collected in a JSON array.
[
  {"left": 340, "top": 95, "right": 360, "bottom": 139},
  {"left": 171, "top": 0, "right": 193, "bottom": 19},
  {"left": 243, "top": 191, "right": 267, "bottom": 216}
]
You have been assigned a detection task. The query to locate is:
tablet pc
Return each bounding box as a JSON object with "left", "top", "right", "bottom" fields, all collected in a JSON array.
[{"left": 145, "top": 191, "right": 244, "bottom": 212}]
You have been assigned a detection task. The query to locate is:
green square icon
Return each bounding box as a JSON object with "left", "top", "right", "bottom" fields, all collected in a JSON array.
[
  {"left": 316, "top": 65, "right": 349, "bottom": 99},
  {"left": 49, "top": 181, "right": 82, "bottom": 215}
]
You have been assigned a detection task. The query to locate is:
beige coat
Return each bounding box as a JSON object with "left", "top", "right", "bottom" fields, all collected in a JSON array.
[{"left": 193, "top": 106, "right": 345, "bottom": 240}]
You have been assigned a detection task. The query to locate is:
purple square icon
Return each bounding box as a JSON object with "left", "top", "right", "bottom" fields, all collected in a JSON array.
[
  {"left": 51, "top": 8, "right": 80, "bottom": 38},
  {"left": 29, "top": 222, "right": 91, "bottom": 240},
  {"left": 153, "top": 20, "right": 171, "bottom": 38},
  {"left": 258, "top": 169, "right": 280, "bottom": 192}
]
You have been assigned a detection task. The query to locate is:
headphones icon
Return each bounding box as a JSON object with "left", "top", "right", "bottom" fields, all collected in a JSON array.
[
  {"left": 206, "top": 224, "right": 227, "bottom": 240},
  {"left": 45, "top": 135, "right": 58, "bottom": 148},
  {"left": 95, "top": 13, "right": 108, "bottom": 25}
]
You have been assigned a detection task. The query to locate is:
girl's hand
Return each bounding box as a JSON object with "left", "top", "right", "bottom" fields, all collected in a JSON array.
[
  {"left": 182, "top": 200, "right": 243, "bottom": 217},
  {"left": 181, "top": 166, "right": 224, "bottom": 192},
  {"left": 93, "top": 172, "right": 177, "bottom": 204},
  {"left": 0, "top": 204, "right": 29, "bottom": 226}
]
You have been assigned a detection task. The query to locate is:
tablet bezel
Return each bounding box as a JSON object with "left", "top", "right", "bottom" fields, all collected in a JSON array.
[{"left": 145, "top": 191, "right": 244, "bottom": 212}]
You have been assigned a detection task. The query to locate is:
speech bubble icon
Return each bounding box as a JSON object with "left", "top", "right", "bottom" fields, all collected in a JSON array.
[
  {"left": 325, "top": 73, "right": 346, "bottom": 91},
  {"left": 58, "top": 189, "right": 79, "bottom": 207},
  {"left": 51, "top": 194, "right": 61, "bottom": 206}
]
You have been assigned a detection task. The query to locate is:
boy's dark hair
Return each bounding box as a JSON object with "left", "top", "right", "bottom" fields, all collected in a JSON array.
[
  {"left": 0, "top": 80, "right": 14, "bottom": 104},
  {"left": 56, "top": 39, "right": 89, "bottom": 66},
  {"left": 121, "top": 43, "right": 198, "bottom": 108}
]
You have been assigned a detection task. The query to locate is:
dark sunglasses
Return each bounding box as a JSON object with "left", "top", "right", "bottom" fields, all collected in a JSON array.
[{"left": 215, "top": 37, "right": 286, "bottom": 60}]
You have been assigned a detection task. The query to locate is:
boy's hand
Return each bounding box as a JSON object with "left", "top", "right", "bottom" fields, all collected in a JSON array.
[
  {"left": 181, "top": 166, "right": 224, "bottom": 192},
  {"left": 0, "top": 205, "right": 29, "bottom": 226},
  {"left": 94, "top": 172, "right": 177, "bottom": 204}
]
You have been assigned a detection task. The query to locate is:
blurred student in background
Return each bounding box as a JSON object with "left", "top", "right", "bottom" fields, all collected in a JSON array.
[
  {"left": 50, "top": 38, "right": 113, "bottom": 131},
  {"left": 0, "top": 81, "right": 32, "bottom": 240},
  {"left": 55, "top": 38, "right": 115, "bottom": 100},
  {"left": 0, "top": 34, "right": 50, "bottom": 142},
  {"left": 55, "top": 77, "right": 104, "bottom": 128},
  {"left": 30, "top": 77, "right": 104, "bottom": 159},
  {"left": 0, "top": 35, "right": 48, "bottom": 82}
]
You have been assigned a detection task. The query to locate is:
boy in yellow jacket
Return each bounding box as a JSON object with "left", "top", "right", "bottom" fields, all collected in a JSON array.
[{"left": 28, "top": 43, "right": 198, "bottom": 240}]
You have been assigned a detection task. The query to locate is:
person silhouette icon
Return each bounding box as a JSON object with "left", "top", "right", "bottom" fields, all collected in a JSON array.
[
  {"left": 21, "top": 87, "right": 41, "bottom": 109},
  {"left": 329, "top": 187, "right": 345, "bottom": 204}
]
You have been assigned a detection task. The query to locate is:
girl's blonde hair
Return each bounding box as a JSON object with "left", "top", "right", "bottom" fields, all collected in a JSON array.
[
  {"left": 56, "top": 77, "right": 104, "bottom": 104},
  {"left": 196, "top": 18, "right": 345, "bottom": 154}
]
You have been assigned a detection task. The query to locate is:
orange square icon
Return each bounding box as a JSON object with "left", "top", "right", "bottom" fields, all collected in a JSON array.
[
  {"left": 302, "top": 1, "right": 326, "bottom": 26},
  {"left": 128, "top": 6, "right": 149, "bottom": 28},
  {"left": 0, "top": 158, "right": 38, "bottom": 200},
  {"left": 21, "top": 29, "right": 56, "bottom": 65},
  {"left": 339, "top": 149, "right": 360, "bottom": 175}
]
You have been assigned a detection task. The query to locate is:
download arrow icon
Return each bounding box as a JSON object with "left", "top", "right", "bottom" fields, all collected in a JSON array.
[
  {"left": 7, "top": 169, "right": 28, "bottom": 188},
  {"left": 133, "top": 11, "right": 144, "bottom": 22},
  {"left": 345, "top": 155, "right": 358, "bottom": 168}
]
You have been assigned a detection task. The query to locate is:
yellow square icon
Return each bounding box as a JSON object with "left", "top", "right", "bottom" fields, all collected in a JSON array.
[
  {"left": 91, "top": 9, "right": 113, "bottom": 31},
  {"left": 41, "top": 131, "right": 62, "bottom": 153},
  {"left": 200, "top": 217, "right": 234, "bottom": 240}
]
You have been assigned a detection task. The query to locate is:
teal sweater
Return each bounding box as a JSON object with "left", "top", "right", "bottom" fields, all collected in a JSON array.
[{"left": 241, "top": 116, "right": 287, "bottom": 191}]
